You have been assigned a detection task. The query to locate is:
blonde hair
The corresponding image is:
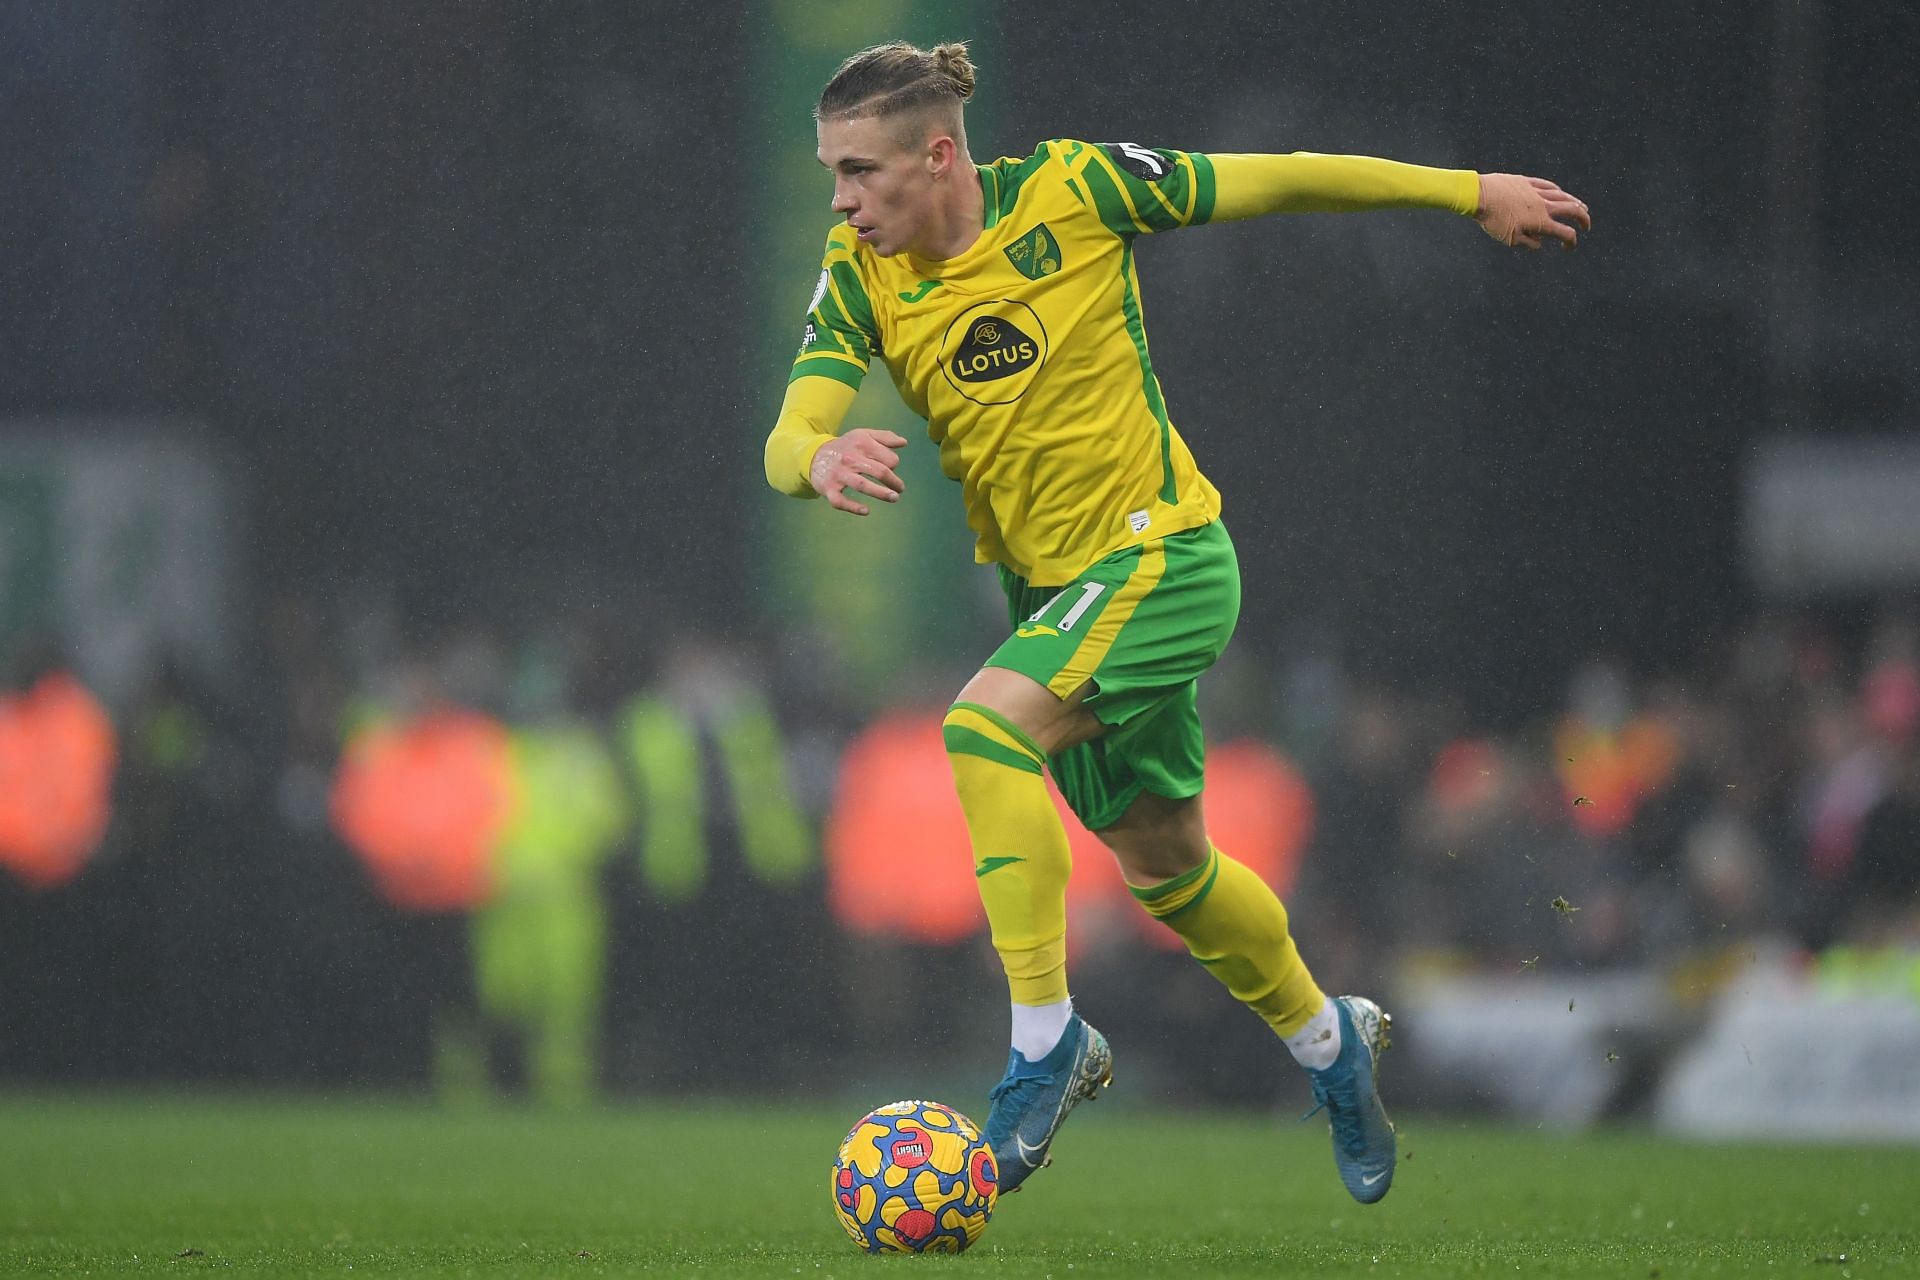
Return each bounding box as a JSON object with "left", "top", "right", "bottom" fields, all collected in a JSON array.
[{"left": 815, "top": 40, "right": 975, "bottom": 146}]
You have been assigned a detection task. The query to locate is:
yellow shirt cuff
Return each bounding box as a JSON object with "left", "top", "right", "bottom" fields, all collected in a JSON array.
[{"left": 764, "top": 376, "right": 857, "bottom": 497}]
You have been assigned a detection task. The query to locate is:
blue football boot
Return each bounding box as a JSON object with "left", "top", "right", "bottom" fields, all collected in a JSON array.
[
  {"left": 982, "top": 1014, "right": 1113, "bottom": 1194},
  {"left": 1304, "top": 995, "right": 1397, "bottom": 1204}
]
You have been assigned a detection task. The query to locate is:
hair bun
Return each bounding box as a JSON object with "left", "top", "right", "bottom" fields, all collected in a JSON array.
[{"left": 931, "top": 42, "right": 976, "bottom": 101}]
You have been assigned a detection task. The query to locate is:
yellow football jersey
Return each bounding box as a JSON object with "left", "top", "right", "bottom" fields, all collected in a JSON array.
[{"left": 789, "top": 139, "right": 1223, "bottom": 587}]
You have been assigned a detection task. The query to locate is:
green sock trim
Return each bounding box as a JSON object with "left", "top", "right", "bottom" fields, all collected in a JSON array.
[
  {"left": 1153, "top": 854, "right": 1222, "bottom": 924},
  {"left": 949, "top": 701, "right": 1048, "bottom": 766},
  {"left": 943, "top": 723, "right": 1044, "bottom": 775},
  {"left": 1129, "top": 846, "right": 1219, "bottom": 907}
]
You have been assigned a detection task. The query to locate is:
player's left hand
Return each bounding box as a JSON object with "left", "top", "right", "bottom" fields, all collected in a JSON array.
[{"left": 1474, "top": 173, "right": 1591, "bottom": 250}]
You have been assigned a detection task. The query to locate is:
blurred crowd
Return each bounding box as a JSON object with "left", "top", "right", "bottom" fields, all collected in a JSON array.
[
  {"left": 1284, "top": 607, "right": 1920, "bottom": 1000},
  {"left": 2, "top": 589, "right": 1917, "bottom": 1101}
]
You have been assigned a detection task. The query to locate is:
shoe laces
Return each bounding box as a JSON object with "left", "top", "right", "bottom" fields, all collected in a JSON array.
[
  {"left": 1302, "top": 1069, "right": 1367, "bottom": 1157},
  {"left": 989, "top": 1066, "right": 1050, "bottom": 1105}
]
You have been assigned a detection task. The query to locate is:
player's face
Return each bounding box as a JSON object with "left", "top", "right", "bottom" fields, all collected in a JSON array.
[{"left": 817, "top": 115, "right": 939, "bottom": 258}]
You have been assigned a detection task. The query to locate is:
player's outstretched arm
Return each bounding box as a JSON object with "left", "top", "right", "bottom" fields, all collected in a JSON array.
[
  {"left": 763, "top": 375, "right": 907, "bottom": 517},
  {"left": 1205, "top": 152, "right": 1589, "bottom": 249},
  {"left": 1472, "top": 172, "right": 1591, "bottom": 250}
]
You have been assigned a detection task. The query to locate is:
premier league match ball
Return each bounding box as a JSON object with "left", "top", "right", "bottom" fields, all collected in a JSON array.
[{"left": 831, "top": 1099, "right": 998, "bottom": 1253}]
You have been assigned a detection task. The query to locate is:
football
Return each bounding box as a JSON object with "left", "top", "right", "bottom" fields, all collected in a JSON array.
[{"left": 831, "top": 1099, "right": 999, "bottom": 1253}]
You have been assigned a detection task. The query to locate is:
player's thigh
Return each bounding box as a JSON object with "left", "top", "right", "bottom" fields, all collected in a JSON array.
[
  {"left": 984, "top": 522, "right": 1240, "bottom": 736},
  {"left": 1041, "top": 674, "right": 1213, "bottom": 836}
]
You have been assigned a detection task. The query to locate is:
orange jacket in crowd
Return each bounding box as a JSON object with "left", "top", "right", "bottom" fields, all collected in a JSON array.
[
  {"left": 330, "top": 708, "right": 517, "bottom": 911},
  {"left": 825, "top": 710, "right": 984, "bottom": 945},
  {"left": 1553, "top": 714, "right": 1679, "bottom": 839},
  {"left": 0, "top": 672, "right": 117, "bottom": 889}
]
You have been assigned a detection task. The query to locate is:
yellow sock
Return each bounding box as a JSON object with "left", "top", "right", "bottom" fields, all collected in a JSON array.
[
  {"left": 1130, "top": 845, "right": 1325, "bottom": 1038},
  {"left": 943, "top": 702, "right": 1072, "bottom": 1006}
]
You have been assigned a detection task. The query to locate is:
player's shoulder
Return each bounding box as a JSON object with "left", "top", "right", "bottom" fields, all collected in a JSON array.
[
  {"left": 978, "top": 139, "right": 1110, "bottom": 222},
  {"left": 818, "top": 223, "right": 891, "bottom": 295},
  {"left": 820, "top": 222, "right": 862, "bottom": 262},
  {"left": 983, "top": 138, "right": 1069, "bottom": 170},
  {"left": 1022, "top": 139, "right": 1192, "bottom": 180},
  {"left": 820, "top": 222, "right": 909, "bottom": 281},
  {"left": 1040, "top": 139, "right": 1214, "bottom": 235},
  {"left": 988, "top": 139, "right": 1197, "bottom": 205},
  {"left": 983, "top": 138, "right": 1105, "bottom": 182}
]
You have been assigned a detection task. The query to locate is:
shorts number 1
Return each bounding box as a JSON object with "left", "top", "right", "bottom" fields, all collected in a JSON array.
[{"left": 1028, "top": 581, "right": 1105, "bottom": 633}]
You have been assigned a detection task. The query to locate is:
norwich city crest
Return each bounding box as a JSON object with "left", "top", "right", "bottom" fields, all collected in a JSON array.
[{"left": 1003, "top": 224, "right": 1062, "bottom": 281}]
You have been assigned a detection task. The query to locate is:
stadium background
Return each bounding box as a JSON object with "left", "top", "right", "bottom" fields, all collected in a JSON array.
[{"left": 3, "top": 0, "right": 1919, "bottom": 1142}]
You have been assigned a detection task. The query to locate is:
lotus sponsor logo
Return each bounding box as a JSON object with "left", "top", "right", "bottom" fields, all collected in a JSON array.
[
  {"left": 951, "top": 318, "right": 1039, "bottom": 381},
  {"left": 940, "top": 300, "right": 1049, "bottom": 406}
]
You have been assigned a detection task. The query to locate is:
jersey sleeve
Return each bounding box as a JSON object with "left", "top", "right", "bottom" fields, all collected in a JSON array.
[
  {"left": 1204, "top": 152, "right": 1480, "bottom": 220},
  {"left": 788, "top": 227, "right": 881, "bottom": 390},
  {"left": 1055, "top": 139, "right": 1217, "bottom": 238}
]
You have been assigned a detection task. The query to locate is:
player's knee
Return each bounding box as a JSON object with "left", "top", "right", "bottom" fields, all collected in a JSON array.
[
  {"left": 1106, "top": 838, "right": 1209, "bottom": 886},
  {"left": 1098, "top": 791, "right": 1210, "bottom": 884},
  {"left": 942, "top": 702, "right": 1047, "bottom": 776},
  {"left": 939, "top": 702, "right": 971, "bottom": 750}
]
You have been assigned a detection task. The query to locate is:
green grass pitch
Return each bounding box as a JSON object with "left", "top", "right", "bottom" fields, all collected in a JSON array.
[{"left": 1, "top": 1095, "right": 1913, "bottom": 1277}]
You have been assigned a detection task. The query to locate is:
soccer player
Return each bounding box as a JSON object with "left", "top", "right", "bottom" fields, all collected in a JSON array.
[{"left": 764, "top": 41, "right": 1589, "bottom": 1203}]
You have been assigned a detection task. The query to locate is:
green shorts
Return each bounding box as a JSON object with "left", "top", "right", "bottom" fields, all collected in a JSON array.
[{"left": 987, "top": 520, "right": 1241, "bottom": 831}]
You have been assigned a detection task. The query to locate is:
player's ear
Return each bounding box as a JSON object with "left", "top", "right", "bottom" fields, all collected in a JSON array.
[{"left": 926, "top": 133, "right": 958, "bottom": 179}]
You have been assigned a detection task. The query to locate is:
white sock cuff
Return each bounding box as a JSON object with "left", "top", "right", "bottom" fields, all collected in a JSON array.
[
  {"left": 1010, "top": 998, "right": 1074, "bottom": 1061},
  {"left": 1284, "top": 996, "right": 1341, "bottom": 1071}
]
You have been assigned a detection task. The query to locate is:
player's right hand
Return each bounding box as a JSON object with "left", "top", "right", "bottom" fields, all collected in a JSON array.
[{"left": 810, "top": 428, "right": 909, "bottom": 516}]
